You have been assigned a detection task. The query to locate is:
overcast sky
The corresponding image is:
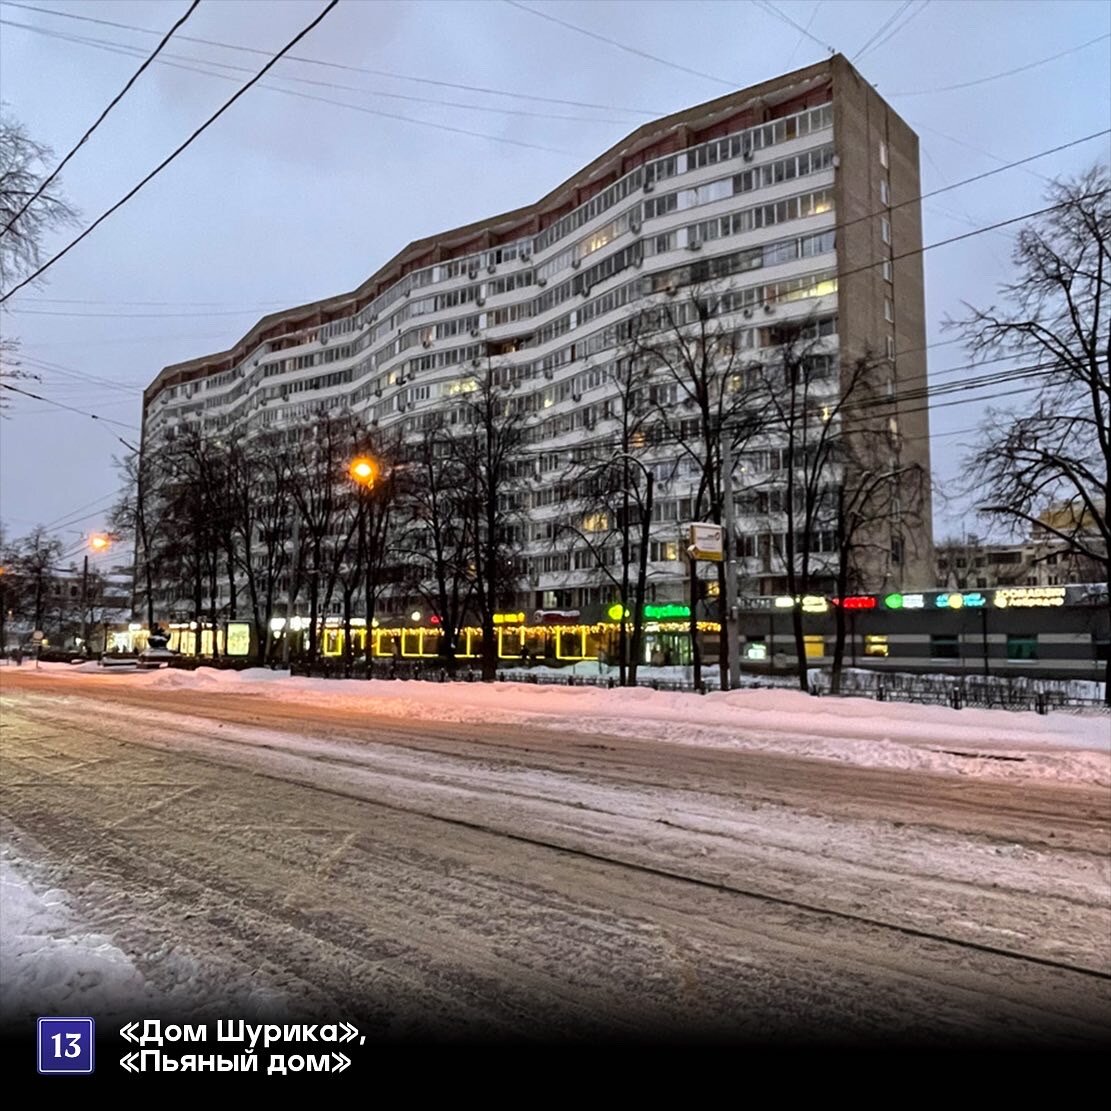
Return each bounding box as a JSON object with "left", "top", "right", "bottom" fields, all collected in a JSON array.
[{"left": 1, "top": 0, "right": 1108, "bottom": 570}]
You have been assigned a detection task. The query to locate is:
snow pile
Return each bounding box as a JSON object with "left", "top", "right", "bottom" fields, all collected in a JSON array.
[
  {"left": 0, "top": 852, "right": 150, "bottom": 1022},
  {"left": 30, "top": 663, "right": 1111, "bottom": 785}
]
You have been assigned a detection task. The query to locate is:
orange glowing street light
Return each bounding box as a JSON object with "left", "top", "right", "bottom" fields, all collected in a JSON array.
[
  {"left": 88, "top": 533, "right": 111, "bottom": 552},
  {"left": 348, "top": 455, "right": 379, "bottom": 488}
]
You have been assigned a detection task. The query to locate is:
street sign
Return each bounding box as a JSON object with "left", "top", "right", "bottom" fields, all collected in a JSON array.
[
  {"left": 687, "top": 522, "right": 723, "bottom": 562},
  {"left": 31, "top": 630, "right": 44, "bottom": 643}
]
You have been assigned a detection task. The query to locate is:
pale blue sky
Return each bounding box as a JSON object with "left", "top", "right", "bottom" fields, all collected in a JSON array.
[{"left": 1, "top": 0, "right": 1109, "bottom": 565}]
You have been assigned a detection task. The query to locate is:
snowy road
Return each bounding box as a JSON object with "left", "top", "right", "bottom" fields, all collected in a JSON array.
[{"left": 2, "top": 668, "right": 1109, "bottom": 1046}]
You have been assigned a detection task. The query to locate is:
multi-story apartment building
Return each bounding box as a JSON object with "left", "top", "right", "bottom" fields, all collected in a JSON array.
[{"left": 141, "top": 54, "right": 933, "bottom": 626}]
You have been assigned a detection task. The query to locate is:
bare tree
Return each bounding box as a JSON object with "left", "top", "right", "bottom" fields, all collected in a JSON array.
[
  {"left": 625, "top": 284, "right": 763, "bottom": 688},
  {"left": 746, "top": 322, "right": 852, "bottom": 691},
  {"left": 6, "top": 526, "right": 63, "bottom": 635},
  {"left": 111, "top": 449, "right": 173, "bottom": 630},
  {"left": 450, "top": 362, "right": 527, "bottom": 681},
  {"left": 951, "top": 165, "right": 1109, "bottom": 700},
  {"left": 398, "top": 426, "right": 474, "bottom": 674},
  {"left": 285, "top": 410, "right": 361, "bottom": 665},
  {"left": 557, "top": 353, "right": 656, "bottom": 683},
  {"left": 0, "top": 109, "right": 79, "bottom": 411}
]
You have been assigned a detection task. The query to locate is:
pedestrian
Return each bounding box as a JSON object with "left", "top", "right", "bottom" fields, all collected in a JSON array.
[{"left": 14, "top": 646, "right": 23, "bottom": 667}]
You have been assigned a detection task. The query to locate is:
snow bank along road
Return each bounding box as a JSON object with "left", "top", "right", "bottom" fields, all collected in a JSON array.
[{"left": 1, "top": 667, "right": 1109, "bottom": 1046}]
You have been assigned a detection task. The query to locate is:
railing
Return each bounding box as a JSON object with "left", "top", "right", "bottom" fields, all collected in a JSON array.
[{"left": 145, "top": 655, "right": 1109, "bottom": 713}]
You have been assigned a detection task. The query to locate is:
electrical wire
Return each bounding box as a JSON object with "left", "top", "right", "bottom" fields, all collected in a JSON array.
[
  {"left": 0, "top": 1, "right": 660, "bottom": 116},
  {"left": 0, "top": 17, "right": 635, "bottom": 128},
  {"left": 0, "top": 0, "right": 341, "bottom": 304},
  {"left": 786, "top": 1, "right": 823, "bottom": 65},
  {"left": 0, "top": 17, "right": 576, "bottom": 156},
  {"left": 0, "top": 0, "right": 200, "bottom": 239},
  {"left": 852, "top": 0, "right": 913, "bottom": 62},
  {"left": 1, "top": 382, "right": 140, "bottom": 428},
  {"left": 888, "top": 32, "right": 1111, "bottom": 96},
  {"left": 504, "top": 1, "right": 739, "bottom": 88},
  {"left": 855, "top": 0, "right": 931, "bottom": 62},
  {"left": 6, "top": 129, "right": 1105, "bottom": 322},
  {"left": 753, "top": 0, "right": 838, "bottom": 55}
]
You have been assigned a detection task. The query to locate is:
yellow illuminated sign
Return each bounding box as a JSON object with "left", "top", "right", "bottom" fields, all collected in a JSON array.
[
  {"left": 493, "top": 612, "right": 526, "bottom": 625},
  {"left": 993, "top": 586, "right": 1066, "bottom": 608}
]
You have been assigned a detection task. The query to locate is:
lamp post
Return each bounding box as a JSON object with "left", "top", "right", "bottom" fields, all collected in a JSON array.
[
  {"left": 348, "top": 454, "right": 379, "bottom": 673},
  {"left": 610, "top": 452, "right": 654, "bottom": 686},
  {"left": 82, "top": 533, "right": 111, "bottom": 656}
]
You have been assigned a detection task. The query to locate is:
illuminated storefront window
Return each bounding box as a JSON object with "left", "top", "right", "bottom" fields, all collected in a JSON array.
[{"left": 803, "top": 635, "right": 825, "bottom": 659}]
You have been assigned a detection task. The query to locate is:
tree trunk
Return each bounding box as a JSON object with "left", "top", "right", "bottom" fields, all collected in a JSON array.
[
  {"left": 688, "top": 556, "right": 702, "bottom": 689},
  {"left": 791, "top": 605, "right": 808, "bottom": 693}
]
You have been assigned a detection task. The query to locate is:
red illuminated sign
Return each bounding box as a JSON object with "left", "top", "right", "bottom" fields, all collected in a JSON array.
[{"left": 836, "top": 595, "right": 877, "bottom": 610}]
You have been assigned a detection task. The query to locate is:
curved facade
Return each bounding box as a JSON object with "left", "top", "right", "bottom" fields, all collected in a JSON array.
[{"left": 142, "top": 54, "right": 933, "bottom": 619}]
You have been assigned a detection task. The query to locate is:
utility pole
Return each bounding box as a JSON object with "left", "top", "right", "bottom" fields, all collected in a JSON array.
[
  {"left": 721, "top": 431, "right": 741, "bottom": 691},
  {"left": 282, "top": 507, "right": 300, "bottom": 669},
  {"left": 81, "top": 553, "right": 89, "bottom": 655}
]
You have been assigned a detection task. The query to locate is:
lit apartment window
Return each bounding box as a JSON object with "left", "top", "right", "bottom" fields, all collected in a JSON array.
[
  {"left": 879, "top": 139, "right": 889, "bottom": 168},
  {"left": 881, "top": 217, "right": 891, "bottom": 244},
  {"left": 880, "top": 179, "right": 890, "bottom": 206},
  {"left": 804, "top": 635, "right": 825, "bottom": 659},
  {"left": 884, "top": 297, "right": 894, "bottom": 322},
  {"left": 882, "top": 258, "right": 892, "bottom": 282}
]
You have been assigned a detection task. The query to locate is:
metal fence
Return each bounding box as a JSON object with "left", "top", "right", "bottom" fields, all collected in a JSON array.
[{"left": 140, "top": 654, "right": 1109, "bottom": 714}]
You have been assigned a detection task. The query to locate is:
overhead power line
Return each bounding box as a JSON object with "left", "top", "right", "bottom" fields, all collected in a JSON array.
[
  {"left": 503, "top": 0, "right": 739, "bottom": 89},
  {"left": 1, "top": 382, "right": 140, "bottom": 429},
  {"left": 0, "top": 0, "right": 201, "bottom": 240},
  {"left": 855, "top": 0, "right": 931, "bottom": 62},
  {"left": 10, "top": 306, "right": 312, "bottom": 319},
  {"left": 852, "top": 0, "right": 913, "bottom": 61},
  {"left": 1, "top": 1, "right": 660, "bottom": 116},
  {"left": 4, "top": 129, "right": 1106, "bottom": 322},
  {"left": 0, "top": 0, "right": 340, "bottom": 304},
  {"left": 786, "top": 1, "right": 823, "bottom": 65},
  {"left": 888, "top": 32, "right": 1111, "bottom": 96},
  {"left": 0, "top": 17, "right": 637, "bottom": 128},
  {"left": 0, "top": 17, "right": 575, "bottom": 156},
  {"left": 753, "top": 0, "right": 837, "bottom": 55}
]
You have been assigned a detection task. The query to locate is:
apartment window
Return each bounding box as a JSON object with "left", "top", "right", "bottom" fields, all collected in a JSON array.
[
  {"left": 884, "top": 297, "right": 894, "bottom": 323},
  {"left": 1006, "top": 634, "right": 1038, "bottom": 661},
  {"left": 930, "top": 634, "right": 960, "bottom": 659},
  {"left": 881, "top": 217, "right": 891, "bottom": 244},
  {"left": 891, "top": 537, "right": 904, "bottom": 565},
  {"left": 879, "top": 139, "right": 889, "bottom": 168},
  {"left": 864, "top": 635, "right": 889, "bottom": 657},
  {"left": 882, "top": 258, "right": 892, "bottom": 282},
  {"left": 885, "top": 334, "right": 896, "bottom": 359},
  {"left": 880, "top": 179, "right": 890, "bottom": 206}
]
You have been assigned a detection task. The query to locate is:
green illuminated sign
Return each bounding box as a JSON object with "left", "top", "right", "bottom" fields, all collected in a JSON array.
[{"left": 644, "top": 604, "right": 691, "bottom": 620}]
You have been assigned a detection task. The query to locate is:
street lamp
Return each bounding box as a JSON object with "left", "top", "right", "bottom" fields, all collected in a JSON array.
[
  {"left": 348, "top": 453, "right": 382, "bottom": 672},
  {"left": 82, "top": 533, "right": 112, "bottom": 656},
  {"left": 348, "top": 455, "right": 379, "bottom": 488}
]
